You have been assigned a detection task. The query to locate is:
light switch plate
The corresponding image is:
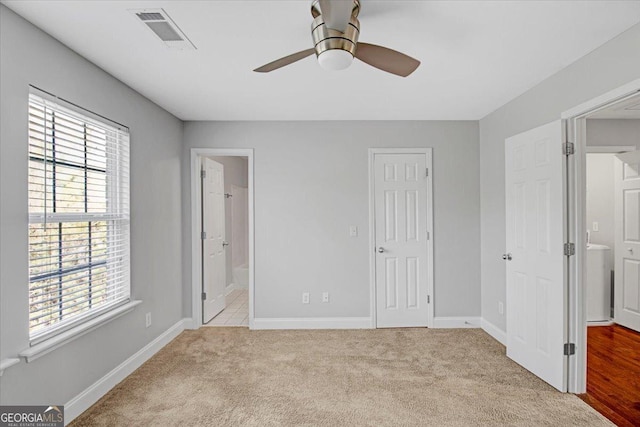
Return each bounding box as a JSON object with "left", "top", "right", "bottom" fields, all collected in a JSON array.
[
  {"left": 592, "top": 222, "right": 599, "bottom": 232},
  {"left": 349, "top": 225, "right": 358, "bottom": 237}
]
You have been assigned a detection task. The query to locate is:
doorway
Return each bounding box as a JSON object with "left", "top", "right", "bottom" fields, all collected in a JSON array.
[
  {"left": 368, "top": 148, "right": 434, "bottom": 328},
  {"left": 500, "top": 79, "right": 640, "bottom": 404},
  {"left": 575, "top": 97, "right": 640, "bottom": 425},
  {"left": 190, "top": 149, "right": 254, "bottom": 329}
]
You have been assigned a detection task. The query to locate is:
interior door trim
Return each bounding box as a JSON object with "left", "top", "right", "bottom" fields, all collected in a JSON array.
[
  {"left": 190, "top": 148, "right": 255, "bottom": 330},
  {"left": 562, "top": 79, "right": 640, "bottom": 393},
  {"left": 368, "top": 148, "right": 434, "bottom": 329}
]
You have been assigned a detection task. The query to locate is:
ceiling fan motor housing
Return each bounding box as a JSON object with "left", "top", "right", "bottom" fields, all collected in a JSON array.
[{"left": 311, "top": 0, "right": 360, "bottom": 58}]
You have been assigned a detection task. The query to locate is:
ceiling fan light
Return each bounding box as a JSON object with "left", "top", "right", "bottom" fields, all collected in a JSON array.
[{"left": 317, "top": 49, "right": 353, "bottom": 71}]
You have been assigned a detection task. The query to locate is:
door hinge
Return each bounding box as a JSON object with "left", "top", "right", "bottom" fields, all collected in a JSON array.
[
  {"left": 563, "top": 142, "right": 575, "bottom": 156},
  {"left": 201, "top": 169, "right": 206, "bottom": 179},
  {"left": 427, "top": 295, "right": 431, "bottom": 304},
  {"left": 564, "top": 342, "right": 575, "bottom": 356},
  {"left": 426, "top": 168, "right": 429, "bottom": 177},
  {"left": 201, "top": 292, "right": 207, "bottom": 300},
  {"left": 427, "top": 231, "right": 430, "bottom": 240},
  {"left": 201, "top": 231, "right": 207, "bottom": 240},
  {"left": 564, "top": 242, "right": 575, "bottom": 256}
]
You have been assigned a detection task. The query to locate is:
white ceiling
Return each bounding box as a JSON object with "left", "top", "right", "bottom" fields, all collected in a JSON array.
[{"left": 4, "top": 1, "right": 640, "bottom": 121}]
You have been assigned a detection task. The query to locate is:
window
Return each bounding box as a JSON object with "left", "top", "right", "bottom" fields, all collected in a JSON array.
[{"left": 28, "top": 92, "right": 130, "bottom": 343}]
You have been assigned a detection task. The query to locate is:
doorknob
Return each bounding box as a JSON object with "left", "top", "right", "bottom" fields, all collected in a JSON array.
[
  {"left": 502, "top": 253, "right": 512, "bottom": 261},
  {"left": 222, "top": 241, "right": 229, "bottom": 247},
  {"left": 378, "top": 247, "right": 385, "bottom": 253}
]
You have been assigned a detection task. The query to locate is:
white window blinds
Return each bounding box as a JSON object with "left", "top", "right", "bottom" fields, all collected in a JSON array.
[{"left": 28, "top": 92, "right": 130, "bottom": 343}]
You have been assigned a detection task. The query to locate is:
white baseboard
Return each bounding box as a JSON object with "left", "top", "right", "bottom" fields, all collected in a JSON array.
[
  {"left": 225, "top": 283, "right": 237, "bottom": 295},
  {"left": 252, "top": 317, "right": 372, "bottom": 330},
  {"left": 587, "top": 320, "right": 614, "bottom": 327},
  {"left": 182, "top": 317, "right": 197, "bottom": 330},
  {"left": 225, "top": 283, "right": 248, "bottom": 294},
  {"left": 64, "top": 318, "right": 190, "bottom": 425},
  {"left": 481, "top": 318, "right": 507, "bottom": 346},
  {"left": 432, "top": 317, "right": 481, "bottom": 329},
  {"left": 0, "top": 358, "right": 20, "bottom": 376}
]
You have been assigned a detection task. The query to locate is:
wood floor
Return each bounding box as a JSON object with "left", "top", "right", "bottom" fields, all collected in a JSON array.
[{"left": 579, "top": 324, "right": 640, "bottom": 427}]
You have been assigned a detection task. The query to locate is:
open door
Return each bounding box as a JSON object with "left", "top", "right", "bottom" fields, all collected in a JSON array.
[
  {"left": 504, "top": 120, "right": 567, "bottom": 391},
  {"left": 614, "top": 151, "right": 640, "bottom": 332},
  {"left": 202, "top": 158, "right": 227, "bottom": 323}
]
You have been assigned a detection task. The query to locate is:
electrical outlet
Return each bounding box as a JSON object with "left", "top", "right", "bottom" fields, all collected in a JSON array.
[
  {"left": 145, "top": 312, "right": 152, "bottom": 328},
  {"left": 592, "top": 222, "right": 599, "bottom": 232},
  {"left": 322, "top": 292, "right": 329, "bottom": 303},
  {"left": 302, "top": 292, "right": 310, "bottom": 304},
  {"left": 349, "top": 225, "right": 358, "bottom": 237},
  {"left": 498, "top": 302, "right": 504, "bottom": 316}
]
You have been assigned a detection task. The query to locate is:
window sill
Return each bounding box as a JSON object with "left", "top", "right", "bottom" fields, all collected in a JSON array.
[
  {"left": 19, "top": 300, "right": 142, "bottom": 363},
  {"left": 0, "top": 358, "right": 21, "bottom": 376}
]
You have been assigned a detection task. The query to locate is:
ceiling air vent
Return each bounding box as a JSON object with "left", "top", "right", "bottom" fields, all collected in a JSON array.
[
  {"left": 129, "top": 8, "right": 196, "bottom": 50},
  {"left": 137, "top": 12, "right": 165, "bottom": 21}
]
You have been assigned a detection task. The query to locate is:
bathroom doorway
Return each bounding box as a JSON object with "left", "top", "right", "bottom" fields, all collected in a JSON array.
[
  {"left": 203, "top": 156, "right": 250, "bottom": 327},
  {"left": 190, "top": 148, "right": 254, "bottom": 330},
  {"left": 579, "top": 94, "right": 640, "bottom": 426}
]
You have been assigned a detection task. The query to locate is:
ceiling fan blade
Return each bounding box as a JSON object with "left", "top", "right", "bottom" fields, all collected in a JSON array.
[
  {"left": 253, "top": 48, "right": 316, "bottom": 73},
  {"left": 319, "top": 0, "right": 353, "bottom": 32},
  {"left": 355, "top": 42, "right": 420, "bottom": 77}
]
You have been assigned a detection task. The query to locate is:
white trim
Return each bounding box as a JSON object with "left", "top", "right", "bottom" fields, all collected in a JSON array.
[
  {"left": 563, "top": 79, "right": 640, "bottom": 394},
  {"left": 64, "top": 318, "right": 190, "bottom": 424},
  {"left": 587, "top": 320, "right": 614, "bottom": 327},
  {"left": 181, "top": 318, "right": 195, "bottom": 330},
  {"left": 0, "top": 358, "right": 20, "bottom": 376},
  {"left": 19, "top": 300, "right": 141, "bottom": 363},
  {"left": 191, "top": 149, "right": 255, "bottom": 330},
  {"left": 432, "top": 317, "right": 481, "bottom": 328},
  {"left": 225, "top": 283, "right": 237, "bottom": 295},
  {"left": 586, "top": 145, "right": 636, "bottom": 153},
  {"left": 481, "top": 318, "right": 507, "bottom": 346},
  {"left": 368, "top": 148, "right": 435, "bottom": 329},
  {"left": 252, "top": 317, "right": 372, "bottom": 330},
  {"left": 561, "top": 79, "right": 640, "bottom": 119}
]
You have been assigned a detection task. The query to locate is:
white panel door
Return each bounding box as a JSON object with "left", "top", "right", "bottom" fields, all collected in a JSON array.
[
  {"left": 614, "top": 154, "right": 640, "bottom": 332},
  {"left": 202, "top": 158, "right": 226, "bottom": 323},
  {"left": 505, "top": 120, "right": 566, "bottom": 391},
  {"left": 374, "top": 153, "right": 429, "bottom": 328}
]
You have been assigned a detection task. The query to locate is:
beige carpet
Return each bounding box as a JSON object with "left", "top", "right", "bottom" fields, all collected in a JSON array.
[{"left": 71, "top": 328, "right": 611, "bottom": 426}]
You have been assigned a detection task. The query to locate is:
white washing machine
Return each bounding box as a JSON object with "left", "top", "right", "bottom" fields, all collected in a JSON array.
[{"left": 586, "top": 244, "right": 612, "bottom": 322}]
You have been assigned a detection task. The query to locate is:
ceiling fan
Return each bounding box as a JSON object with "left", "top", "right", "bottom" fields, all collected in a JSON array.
[{"left": 254, "top": 0, "right": 420, "bottom": 77}]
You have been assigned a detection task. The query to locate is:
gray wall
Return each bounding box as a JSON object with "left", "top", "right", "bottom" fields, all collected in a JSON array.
[
  {"left": 183, "top": 121, "right": 480, "bottom": 319},
  {"left": 586, "top": 119, "right": 640, "bottom": 148},
  {"left": 0, "top": 5, "right": 183, "bottom": 405},
  {"left": 585, "top": 119, "right": 640, "bottom": 264},
  {"left": 586, "top": 153, "right": 616, "bottom": 263},
  {"left": 209, "top": 156, "right": 248, "bottom": 288},
  {"left": 479, "top": 23, "right": 640, "bottom": 332}
]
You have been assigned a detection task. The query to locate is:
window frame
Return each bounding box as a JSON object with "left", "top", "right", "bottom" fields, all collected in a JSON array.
[{"left": 27, "top": 89, "right": 131, "bottom": 345}]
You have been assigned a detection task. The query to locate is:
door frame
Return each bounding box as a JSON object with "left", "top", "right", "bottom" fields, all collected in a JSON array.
[
  {"left": 561, "top": 78, "right": 640, "bottom": 393},
  {"left": 368, "top": 148, "right": 435, "bottom": 328},
  {"left": 190, "top": 148, "right": 255, "bottom": 329}
]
